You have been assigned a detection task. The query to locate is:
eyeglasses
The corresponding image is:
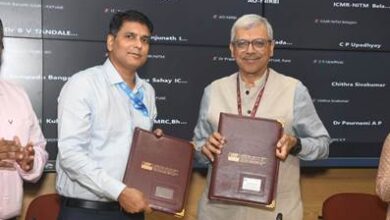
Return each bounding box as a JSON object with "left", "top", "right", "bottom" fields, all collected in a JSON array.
[{"left": 232, "top": 38, "right": 272, "bottom": 50}]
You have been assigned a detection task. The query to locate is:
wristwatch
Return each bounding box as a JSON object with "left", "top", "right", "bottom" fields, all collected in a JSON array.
[{"left": 290, "top": 137, "right": 302, "bottom": 156}]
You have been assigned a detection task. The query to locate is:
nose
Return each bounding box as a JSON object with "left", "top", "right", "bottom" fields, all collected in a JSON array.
[
  {"left": 246, "top": 42, "right": 256, "bottom": 53},
  {"left": 133, "top": 37, "right": 143, "bottom": 49}
]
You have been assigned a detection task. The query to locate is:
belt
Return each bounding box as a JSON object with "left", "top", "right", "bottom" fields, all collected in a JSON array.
[{"left": 61, "top": 196, "right": 121, "bottom": 211}]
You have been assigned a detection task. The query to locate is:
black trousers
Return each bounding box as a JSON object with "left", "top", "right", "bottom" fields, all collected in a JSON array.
[{"left": 58, "top": 197, "right": 144, "bottom": 220}]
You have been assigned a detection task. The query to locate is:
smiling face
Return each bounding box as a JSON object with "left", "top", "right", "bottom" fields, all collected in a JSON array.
[
  {"left": 230, "top": 23, "right": 274, "bottom": 78},
  {"left": 106, "top": 21, "right": 151, "bottom": 76}
]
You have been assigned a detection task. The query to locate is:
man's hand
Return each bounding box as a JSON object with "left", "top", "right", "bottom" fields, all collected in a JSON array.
[
  {"left": 118, "top": 187, "right": 152, "bottom": 214},
  {"left": 0, "top": 138, "right": 21, "bottom": 169},
  {"left": 0, "top": 160, "right": 14, "bottom": 168},
  {"left": 16, "top": 142, "right": 35, "bottom": 172},
  {"left": 0, "top": 137, "right": 36, "bottom": 171},
  {"left": 0, "top": 138, "right": 20, "bottom": 159},
  {"left": 201, "top": 132, "right": 225, "bottom": 162},
  {"left": 153, "top": 128, "right": 163, "bottom": 138},
  {"left": 276, "top": 134, "right": 298, "bottom": 160}
]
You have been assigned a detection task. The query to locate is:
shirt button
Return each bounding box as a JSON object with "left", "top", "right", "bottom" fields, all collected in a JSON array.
[
  {"left": 245, "top": 90, "right": 250, "bottom": 95},
  {"left": 247, "top": 110, "right": 251, "bottom": 114}
]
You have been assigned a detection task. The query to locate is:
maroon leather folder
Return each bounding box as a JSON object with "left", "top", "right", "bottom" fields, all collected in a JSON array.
[
  {"left": 123, "top": 128, "right": 194, "bottom": 217},
  {"left": 208, "top": 113, "right": 282, "bottom": 208}
]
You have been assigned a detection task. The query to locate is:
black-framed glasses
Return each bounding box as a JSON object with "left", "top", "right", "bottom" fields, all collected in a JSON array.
[{"left": 232, "top": 38, "right": 272, "bottom": 50}]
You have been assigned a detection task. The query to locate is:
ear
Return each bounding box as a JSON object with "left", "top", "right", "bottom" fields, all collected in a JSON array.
[
  {"left": 270, "top": 40, "right": 275, "bottom": 57},
  {"left": 106, "top": 34, "right": 115, "bottom": 52},
  {"left": 229, "top": 43, "right": 235, "bottom": 57}
]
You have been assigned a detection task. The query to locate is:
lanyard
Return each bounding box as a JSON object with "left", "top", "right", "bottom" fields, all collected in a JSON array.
[
  {"left": 118, "top": 82, "right": 149, "bottom": 117},
  {"left": 236, "top": 69, "right": 270, "bottom": 117}
]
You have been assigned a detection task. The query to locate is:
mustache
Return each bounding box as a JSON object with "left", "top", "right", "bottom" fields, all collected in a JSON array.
[
  {"left": 243, "top": 55, "right": 261, "bottom": 60},
  {"left": 127, "top": 51, "right": 142, "bottom": 57}
]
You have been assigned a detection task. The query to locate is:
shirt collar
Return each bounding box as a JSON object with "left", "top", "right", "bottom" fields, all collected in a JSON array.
[
  {"left": 238, "top": 69, "right": 268, "bottom": 89},
  {"left": 103, "top": 58, "right": 145, "bottom": 91}
]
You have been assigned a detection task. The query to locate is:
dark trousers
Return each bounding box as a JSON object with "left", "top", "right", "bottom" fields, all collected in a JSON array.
[{"left": 58, "top": 197, "right": 144, "bottom": 220}]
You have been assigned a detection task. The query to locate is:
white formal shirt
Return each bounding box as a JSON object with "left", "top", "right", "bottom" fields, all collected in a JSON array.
[{"left": 56, "top": 59, "right": 157, "bottom": 201}]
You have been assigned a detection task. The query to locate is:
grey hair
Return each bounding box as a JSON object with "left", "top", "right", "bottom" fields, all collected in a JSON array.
[{"left": 230, "top": 14, "right": 273, "bottom": 42}]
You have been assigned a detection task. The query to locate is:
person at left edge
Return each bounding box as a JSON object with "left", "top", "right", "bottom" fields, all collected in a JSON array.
[
  {"left": 0, "top": 18, "right": 48, "bottom": 220},
  {"left": 56, "top": 10, "right": 162, "bottom": 220}
]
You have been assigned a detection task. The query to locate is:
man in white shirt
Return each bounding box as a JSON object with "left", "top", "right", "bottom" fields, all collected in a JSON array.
[{"left": 56, "top": 10, "right": 161, "bottom": 220}]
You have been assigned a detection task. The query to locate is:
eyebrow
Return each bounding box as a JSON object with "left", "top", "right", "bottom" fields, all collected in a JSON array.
[{"left": 123, "top": 31, "right": 150, "bottom": 38}]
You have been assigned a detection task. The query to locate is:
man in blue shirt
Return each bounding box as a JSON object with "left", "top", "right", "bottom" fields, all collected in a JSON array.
[{"left": 56, "top": 10, "right": 160, "bottom": 220}]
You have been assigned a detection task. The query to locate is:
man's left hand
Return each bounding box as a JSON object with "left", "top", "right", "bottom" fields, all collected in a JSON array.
[
  {"left": 153, "top": 128, "right": 163, "bottom": 138},
  {"left": 275, "top": 134, "right": 298, "bottom": 160},
  {"left": 15, "top": 140, "right": 35, "bottom": 172}
]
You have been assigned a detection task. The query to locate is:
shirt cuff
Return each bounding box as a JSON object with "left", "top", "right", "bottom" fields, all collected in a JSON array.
[{"left": 104, "top": 178, "right": 127, "bottom": 201}]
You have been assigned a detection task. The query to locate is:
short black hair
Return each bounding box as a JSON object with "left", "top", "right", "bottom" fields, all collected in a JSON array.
[
  {"left": 0, "top": 18, "right": 3, "bottom": 49},
  {"left": 109, "top": 10, "right": 153, "bottom": 36}
]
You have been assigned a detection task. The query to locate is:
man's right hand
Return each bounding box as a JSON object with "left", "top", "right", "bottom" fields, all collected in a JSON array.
[
  {"left": 201, "top": 132, "right": 225, "bottom": 162},
  {"left": 118, "top": 187, "right": 152, "bottom": 214},
  {"left": 0, "top": 138, "right": 22, "bottom": 168}
]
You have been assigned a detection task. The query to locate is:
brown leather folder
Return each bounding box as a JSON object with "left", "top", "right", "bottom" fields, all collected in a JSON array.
[
  {"left": 208, "top": 113, "right": 282, "bottom": 208},
  {"left": 123, "top": 128, "right": 194, "bottom": 217}
]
